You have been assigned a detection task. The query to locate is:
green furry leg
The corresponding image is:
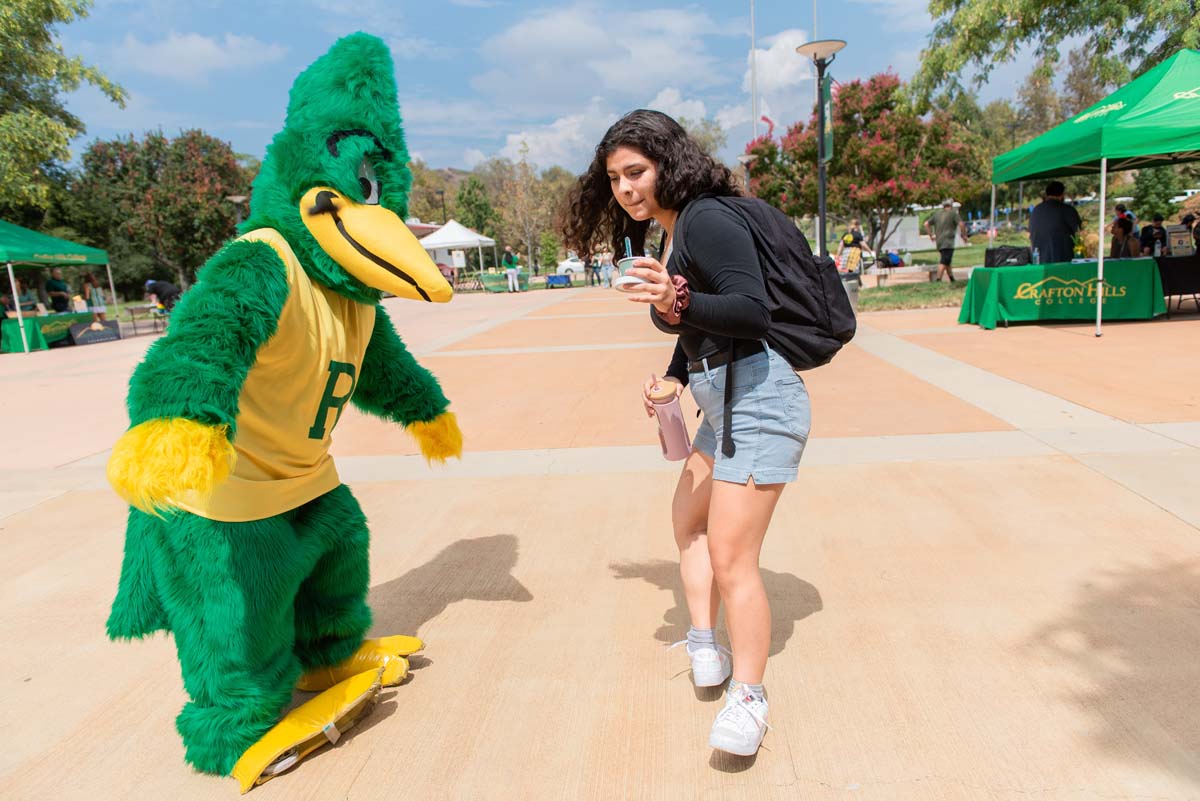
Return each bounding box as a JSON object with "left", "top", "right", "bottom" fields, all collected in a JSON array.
[
  {"left": 292, "top": 484, "right": 373, "bottom": 670},
  {"left": 140, "top": 509, "right": 327, "bottom": 776},
  {"left": 107, "top": 507, "right": 170, "bottom": 639}
]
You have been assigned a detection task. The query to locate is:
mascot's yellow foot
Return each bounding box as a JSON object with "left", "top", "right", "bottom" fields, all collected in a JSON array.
[
  {"left": 231, "top": 668, "right": 383, "bottom": 793},
  {"left": 296, "top": 635, "right": 423, "bottom": 692},
  {"left": 107, "top": 417, "right": 235, "bottom": 514},
  {"left": 408, "top": 411, "right": 463, "bottom": 463}
]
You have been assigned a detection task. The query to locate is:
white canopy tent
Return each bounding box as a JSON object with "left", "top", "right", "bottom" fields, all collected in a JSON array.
[{"left": 418, "top": 220, "right": 497, "bottom": 270}]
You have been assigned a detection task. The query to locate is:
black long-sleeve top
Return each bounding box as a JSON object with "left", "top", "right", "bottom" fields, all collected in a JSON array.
[{"left": 653, "top": 199, "right": 770, "bottom": 385}]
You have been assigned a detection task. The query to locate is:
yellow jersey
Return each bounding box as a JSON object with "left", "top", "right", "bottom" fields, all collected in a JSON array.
[{"left": 174, "top": 228, "right": 375, "bottom": 521}]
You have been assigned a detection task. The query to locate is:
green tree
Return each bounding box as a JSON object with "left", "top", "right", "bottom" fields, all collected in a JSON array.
[
  {"left": 539, "top": 230, "right": 560, "bottom": 269},
  {"left": 748, "top": 72, "right": 987, "bottom": 253},
  {"left": 0, "top": 0, "right": 126, "bottom": 210},
  {"left": 454, "top": 176, "right": 497, "bottom": 269},
  {"left": 1061, "top": 48, "right": 1115, "bottom": 118},
  {"left": 1133, "top": 166, "right": 1180, "bottom": 220},
  {"left": 407, "top": 160, "right": 457, "bottom": 223},
  {"left": 913, "top": 0, "right": 1200, "bottom": 103},
  {"left": 69, "top": 130, "right": 253, "bottom": 291},
  {"left": 678, "top": 117, "right": 728, "bottom": 158}
]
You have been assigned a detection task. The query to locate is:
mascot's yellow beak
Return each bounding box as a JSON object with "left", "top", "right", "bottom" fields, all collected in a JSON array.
[{"left": 300, "top": 187, "right": 452, "bottom": 302}]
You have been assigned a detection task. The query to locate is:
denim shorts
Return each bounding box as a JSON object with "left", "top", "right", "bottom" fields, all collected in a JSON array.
[{"left": 689, "top": 345, "right": 811, "bottom": 485}]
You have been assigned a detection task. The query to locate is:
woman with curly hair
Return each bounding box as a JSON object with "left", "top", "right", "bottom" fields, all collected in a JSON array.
[{"left": 563, "top": 110, "right": 811, "bottom": 756}]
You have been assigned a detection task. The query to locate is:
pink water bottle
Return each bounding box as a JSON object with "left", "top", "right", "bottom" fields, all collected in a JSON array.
[{"left": 648, "top": 377, "right": 692, "bottom": 461}]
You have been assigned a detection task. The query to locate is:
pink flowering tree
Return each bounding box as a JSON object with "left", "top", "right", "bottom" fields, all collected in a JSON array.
[{"left": 746, "top": 72, "right": 986, "bottom": 254}]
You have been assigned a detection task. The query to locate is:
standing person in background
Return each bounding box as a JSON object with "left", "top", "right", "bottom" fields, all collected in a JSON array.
[
  {"left": 82, "top": 272, "right": 108, "bottom": 322},
  {"left": 1028, "top": 181, "right": 1081, "bottom": 264},
  {"left": 501, "top": 245, "right": 521, "bottom": 293},
  {"left": 599, "top": 250, "right": 615, "bottom": 287},
  {"left": 45, "top": 267, "right": 71, "bottom": 312},
  {"left": 588, "top": 253, "right": 603, "bottom": 287},
  {"left": 924, "top": 200, "right": 968, "bottom": 282},
  {"left": 1115, "top": 203, "right": 1139, "bottom": 237},
  {"left": 835, "top": 217, "right": 874, "bottom": 272}
]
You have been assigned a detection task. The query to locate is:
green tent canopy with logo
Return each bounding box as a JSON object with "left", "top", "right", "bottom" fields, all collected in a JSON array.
[
  {"left": 987, "top": 49, "right": 1200, "bottom": 335},
  {"left": 0, "top": 219, "right": 114, "bottom": 353}
]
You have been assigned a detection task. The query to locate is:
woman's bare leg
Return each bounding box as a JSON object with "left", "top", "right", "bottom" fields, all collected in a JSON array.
[
  {"left": 672, "top": 449, "right": 719, "bottom": 628},
  {"left": 707, "top": 477, "right": 785, "bottom": 685}
]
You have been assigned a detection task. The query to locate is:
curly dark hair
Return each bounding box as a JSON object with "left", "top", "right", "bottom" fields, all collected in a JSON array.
[{"left": 560, "top": 109, "right": 740, "bottom": 258}]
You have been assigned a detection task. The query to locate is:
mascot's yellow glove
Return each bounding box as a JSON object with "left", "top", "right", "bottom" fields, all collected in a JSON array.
[
  {"left": 408, "top": 411, "right": 463, "bottom": 464},
  {"left": 107, "top": 418, "right": 236, "bottom": 515}
]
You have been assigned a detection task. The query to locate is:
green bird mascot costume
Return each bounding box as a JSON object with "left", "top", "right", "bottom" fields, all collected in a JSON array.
[{"left": 104, "top": 34, "right": 463, "bottom": 792}]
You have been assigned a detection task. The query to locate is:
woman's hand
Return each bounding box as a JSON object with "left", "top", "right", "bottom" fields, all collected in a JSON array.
[
  {"left": 624, "top": 257, "right": 676, "bottom": 315},
  {"left": 642, "top": 374, "right": 682, "bottom": 417}
]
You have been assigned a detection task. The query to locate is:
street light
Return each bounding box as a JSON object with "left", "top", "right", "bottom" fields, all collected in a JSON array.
[
  {"left": 795, "top": 39, "right": 846, "bottom": 259},
  {"left": 225, "top": 194, "right": 248, "bottom": 226},
  {"left": 736, "top": 153, "right": 758, "bottom": 194},
  {"left": 435, "top": 189, "right": 446, "bottom": 223}
]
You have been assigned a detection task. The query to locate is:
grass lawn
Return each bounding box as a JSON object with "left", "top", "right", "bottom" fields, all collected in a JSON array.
[{"left": 858, "top": 281, "right": 966, "bottom": 312}]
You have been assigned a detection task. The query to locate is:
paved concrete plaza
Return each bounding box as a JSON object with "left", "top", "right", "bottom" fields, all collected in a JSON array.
[{"left": 2, "top": 289, "right": 1198, "bottom": 801}]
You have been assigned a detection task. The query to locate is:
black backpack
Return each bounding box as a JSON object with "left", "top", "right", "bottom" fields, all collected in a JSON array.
[{"left": 674, "top": 195, "right": 857, "bottom": 370}]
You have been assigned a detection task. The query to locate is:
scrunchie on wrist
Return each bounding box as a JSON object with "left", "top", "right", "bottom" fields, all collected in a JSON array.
[{"left": 655, "top": 275, "right": 691, "bottom": 325}]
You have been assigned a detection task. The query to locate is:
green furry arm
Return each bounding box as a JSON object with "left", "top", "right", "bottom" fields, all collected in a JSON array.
[
  {"left": 351, "top": 305, "right": 449, "bottom": 425},
  {"left": 126, "top": 240, "right": 289, "bottom": 432}
]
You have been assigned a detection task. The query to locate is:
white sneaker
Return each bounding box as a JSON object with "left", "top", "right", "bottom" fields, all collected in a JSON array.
[
  {"left": 669, "top": 640, "right": 732, "bottom": 687},
  {"left": 708, "top": 686, "right": 770, "bottom": 756}
]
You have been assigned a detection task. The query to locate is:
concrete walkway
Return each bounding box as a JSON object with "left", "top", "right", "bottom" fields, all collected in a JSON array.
[{"left": 2, "top": 290, "right": 1198, "bottom": 801}]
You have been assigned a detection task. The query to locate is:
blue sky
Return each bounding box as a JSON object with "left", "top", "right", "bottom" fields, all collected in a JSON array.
[{"left": 62, "top": 0, "right": 1028, "bottom": 172}]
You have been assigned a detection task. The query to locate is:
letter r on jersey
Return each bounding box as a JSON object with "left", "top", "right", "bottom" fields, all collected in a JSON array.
[{"left": 308, "top": 360, "right": 358, "bottom": 439}]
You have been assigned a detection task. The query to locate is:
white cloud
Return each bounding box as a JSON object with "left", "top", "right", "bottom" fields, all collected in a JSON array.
[
  {"left": 499, "top": 99, "right": 617, "bottom": 171},
  {"left": 463, "top": 148, "right": 487, "bottom": 168},
  {"left": 109, "top": 32, "right": 286, "bottom": 84},
  {"left": 473, "top": 6, "right": 736, "bottom": 113},
  {"left": 745, "top": 29, "right": 814, "bottom": 96},
  {"left": 646, "top": 88, "right": 707, "bottom": 121},
  {"left": 388, "top": 36, "right": 451, "bottom": 61}
]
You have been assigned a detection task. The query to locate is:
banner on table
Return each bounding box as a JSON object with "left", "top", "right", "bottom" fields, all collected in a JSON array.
[
  {"left": 69, "top": 320, "right": 122, "bottom": 345},
  {"left": 1013, "top": 275, "right": 1129, "bottom": 306}
]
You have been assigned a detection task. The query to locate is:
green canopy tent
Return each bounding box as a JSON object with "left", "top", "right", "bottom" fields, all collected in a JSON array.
[
  {"left": 0, "top": 219, "right": 114, "bottom": 353},
  {"left": 988, "top": 49, "right": 1200, "bottom": 335}
]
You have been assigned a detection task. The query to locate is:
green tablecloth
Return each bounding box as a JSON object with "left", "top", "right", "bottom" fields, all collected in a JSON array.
[
  {"left": 1, "top": 317, "right": 50, "bottom": 352},
  {"left": 38, "top": 312, "right": 94, "bottom": 343},
  {"left": 958, "top": 258, "right": 1167, "bottom": 329}
]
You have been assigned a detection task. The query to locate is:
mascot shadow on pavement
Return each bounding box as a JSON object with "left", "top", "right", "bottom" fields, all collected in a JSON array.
[{"left": 104, "top": 33, "right": 463, "bottom": 793}]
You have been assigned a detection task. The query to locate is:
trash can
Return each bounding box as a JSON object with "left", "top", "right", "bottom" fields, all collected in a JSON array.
[{"left": 841, "top": 272, "right": 860, "bottom": 312}]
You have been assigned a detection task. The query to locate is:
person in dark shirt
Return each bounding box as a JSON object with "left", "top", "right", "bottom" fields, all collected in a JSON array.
[
  {"left": 44, "top": 267, "right": 71, "bottom": 312},
  {"left": 1138, "top": 214, "right": 1169, "bottom": 256},
  {"left": 1028, "top": 181, "right": 1081, "bottom": 264},
  {"left": 835, "top": 217, "right": 874, "bottom": 271},
  {"left": 562, "top": 109, "right": 810, "bottom": 757},
  {"left": 144, "top": 279, "right": 182, "bottom": 311}
]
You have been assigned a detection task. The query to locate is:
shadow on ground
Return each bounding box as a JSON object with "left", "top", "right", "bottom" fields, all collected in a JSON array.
[
  {"left": 368, "top": 535, "right": 534, "bottom": 636},
  {"left": 609, "top": 559, "right": 823, "bottom": 657},
  {"left": 1025, "top": 559, "right": 1200, "bottom": 787}
]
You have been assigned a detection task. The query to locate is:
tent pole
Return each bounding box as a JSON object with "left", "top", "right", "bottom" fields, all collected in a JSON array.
[
  {"left": 6, "top": 261, "right": 29, "bottom": 354},
  {"left": 1096, "top": 158, "right": 1107, "bottom": 338},
  {"left": 988, "top": 185, "right": 996, "bottom": 247},
  {"left": 104, "top": 262, "right": 119, "bottom": 337}
]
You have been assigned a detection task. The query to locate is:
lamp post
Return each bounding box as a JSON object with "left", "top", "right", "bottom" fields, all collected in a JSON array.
[
  {"left": 736, "top": 153, "right": 758, "bottom": 194},
  {"left": 795, "top": 39, "right": 846, "bottom": 259},
  {"left": 435, "top": 189, "right": 446, "bottom": 223},
  {"left": 225, "top": 194, "right": 248, "bottom": 226}
]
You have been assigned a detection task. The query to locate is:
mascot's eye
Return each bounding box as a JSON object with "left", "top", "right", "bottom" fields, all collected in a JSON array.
[{"left": 357, "top": 158, "right": 381, "bottom": 205}]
